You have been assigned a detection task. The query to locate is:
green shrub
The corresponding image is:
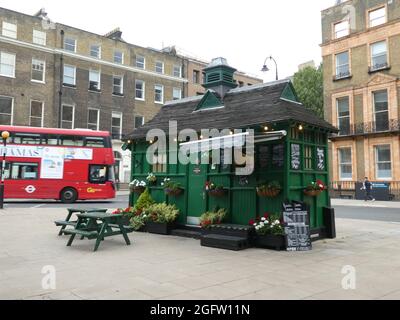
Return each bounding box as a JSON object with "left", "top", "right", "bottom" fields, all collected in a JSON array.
[
  {"left": 130, "top": 215, "right": 146, "bottom": 231},
  {"left": 146, "top": 203, "right": 179, "bottom": 224},
  {"left": 134, "top": 188, "right": 155, "bottom": 211},
  {"left": 200, "top": 209, "right": 227, "bottom": 228}
]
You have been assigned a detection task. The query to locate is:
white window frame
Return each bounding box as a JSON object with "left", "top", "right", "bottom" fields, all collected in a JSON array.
[
  {"left": 111, "top": 111, "right": 123, "bottom": 138},
  {"left": 33, "top": 30, "right": 46, "bottom": 46},
  {"left": 375, "top": 145, "right": 392, "bottom": 180},
  {"left": 89, "top": 69, "right": 101, "bottom": 91},
  {"left": 336, "top": 96, "right": 350, "bottom": 133},
  {"left": 64, "top": 38, "right": 77, "bottom": 53},
  {"left": 155, "top": 61, "right": 164, "bottom": 74},
  {"left": 0, "top": 95, "right": 14, "bottom": 125},
  {"left": 373, "top": 90, "right": 389, "bottom": 131},
  {"left": 134, "top": 115, "right": 145, "bottom": 129},
  {"left": 173, "top": 65, "right": 182, "bottom": 78},
  {"left": 29, "top": 100, "right": 44, "bottom": 127},
  {"left": 335, "top": 51, "right": 350, "bottom": 79},
  {"left": 136, "top": 55, "right": 145, "bottom": 69},
  {"left": 338, "top": 148, "right": 353, "bottom": 181},
  {"left": 334, "top": 20, "right": 349, "bottom": 39},
  {"left": 369, "top": 6, "right": 386, "bottom": 28},
  {"left": 61, "top": 104, "right": 75, "bottom": 129},
  {"left": 113, "top": 75, "right": 124, "bottom": 95},
  {"left": 154, "top": 84, "right": 164, "bottom": 104},
  {"left": 0, "top": 52, "right": 16, "bottom": 78},
  {"left": 2, "top": 22, "right": 17, "bottom": 39},
  {"left": 114, "top": 51, "right": 124, "bottom": 64},
  {"left": 31, "top": 58, "right": 46, "bottom": 83},
  {"left": 370, "top": 40, "right": 388, "bottom": 71},
  {"left": 90, "top": 44, "right": 102, "bottom": 59},
  {"left": 135, "top": 80, "right": 145, "bottom": 101},
  {"left": 63, "top": 65, "right": 76, "bottom": 86},
  {"left": 173, "top": 87, "right": 182, "bottom": 100},
  {"left": 87, "top": 108, "right": 100, "bottom": 131}
]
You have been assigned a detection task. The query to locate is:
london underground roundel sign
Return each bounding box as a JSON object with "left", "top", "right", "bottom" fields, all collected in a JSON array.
[{"left": 25, "top": 185, "right": 36, "bottom": 194}]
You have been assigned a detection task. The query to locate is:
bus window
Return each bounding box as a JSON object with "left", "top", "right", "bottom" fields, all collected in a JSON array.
[
  {"left": 61, "top": 136, "right": 84, "bottom": 147},
  {"left": 3, "top": 162, "right": 10, "bottom": 179},
  {"left": 42, "top": 134, "right": 59, "bottom": 145},
  {"left": 10, "top": 163, "right": 39, "bottom": 180},
  {"left": 89, "top": 165, "right": 107, "bottom": 184},
  {"left": 85, "top": 137, "right": 105, "bottom": 148},
  {"left": 13, "top": 133, "right": 41, "bottom": 145}
]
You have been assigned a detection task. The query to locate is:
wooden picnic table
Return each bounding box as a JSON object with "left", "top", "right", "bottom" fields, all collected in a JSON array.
[
  {"left": 63, "top": 212, "right": 132, "bottom": 252},
  {"left": 55, "top": 208, "right": 108, "bottom": 236}
]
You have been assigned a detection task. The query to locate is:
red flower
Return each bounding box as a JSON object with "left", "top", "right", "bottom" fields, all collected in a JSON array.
[
  {"left": 124, "top": 207, "right": 132, "bottom": 213},
  {"left": 112, "top": 209, "right": 121, "bottom": 215},
  {"left": 263, "top": 213, "right": 270, "bottom": 219},
  {"left": 249, "top": 219, "right": 255, "bottom": 226}
]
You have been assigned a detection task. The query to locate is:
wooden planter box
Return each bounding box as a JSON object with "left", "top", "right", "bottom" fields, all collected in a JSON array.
[
  {"left": 165, "top": 188, "right": 183, "bottom": 197},
  {"left": 304, "top": 189, "right": 323, "bottom": 197},
  {"left": 207, "top": 189, "right": 228, "bottom": 198},
  {"left": 131, "top": 186, "right": 146, "bottom": 194},
  {"left": 257, "top": 188, "right": 281, "bottom": 198},
  {"left": 255, "top": 234, "right": 286, "bottom": 251},
  {"left": 146, "top": 221, "right": 176, "bottom": 235}
]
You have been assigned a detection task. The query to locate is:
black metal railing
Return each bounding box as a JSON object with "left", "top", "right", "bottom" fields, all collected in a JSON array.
[
  {"left": 329, "top": 181, "right": 400, "bottom": 201},
  {"left": 332, "top": 119, "right": 400, "bottom": 137}
]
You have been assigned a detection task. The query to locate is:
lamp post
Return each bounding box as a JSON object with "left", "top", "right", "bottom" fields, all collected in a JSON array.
[
  {"left": 0, "top": 131, "right": 9, "bottom": 209},
  {"left": 261, "top": 56, "right": 279, "bottom": 81}
]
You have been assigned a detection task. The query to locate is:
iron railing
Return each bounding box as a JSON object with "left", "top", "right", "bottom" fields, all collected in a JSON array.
[
  {"left": 331, "top": 119, "right": 400, "bottom": 138},
  {"left": 329, "top": 181, "right": 400, "bottom": 200}
]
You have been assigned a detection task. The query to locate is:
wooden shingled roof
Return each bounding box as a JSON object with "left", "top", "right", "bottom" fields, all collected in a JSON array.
[{"left": 125, "top": 80, "right": 337, "bottom": 140}]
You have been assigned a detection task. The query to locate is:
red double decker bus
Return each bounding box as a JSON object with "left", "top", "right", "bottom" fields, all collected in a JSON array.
[{"left": 0, "top": 126, "right": 116, "bottom": 203}]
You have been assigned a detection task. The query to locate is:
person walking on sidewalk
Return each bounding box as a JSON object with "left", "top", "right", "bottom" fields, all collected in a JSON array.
[{"left": 361, "top": 177, "right": 375, "bottom": 202}]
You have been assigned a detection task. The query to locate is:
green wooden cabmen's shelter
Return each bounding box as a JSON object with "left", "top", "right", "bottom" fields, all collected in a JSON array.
[{"left": 124, "top": 58, "right": 338, "bottom": 240}]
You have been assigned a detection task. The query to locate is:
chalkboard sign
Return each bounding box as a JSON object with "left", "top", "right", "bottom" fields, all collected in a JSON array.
[
  {"left": 316, "top": 147, "right": 325, "bottom": 171},
  {"left": 291, "top": 144, "right": 300, "bottom": 170},
  {"left": 282, "top": 202, "right": 312, "bottom": 252},
  {"left": 272, "top": 144, "right": 284, "bottom": 168}
]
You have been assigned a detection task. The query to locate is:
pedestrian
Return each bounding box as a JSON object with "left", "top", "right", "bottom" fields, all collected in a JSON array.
[{"left": 361, "top": 177, "right": 375, "bottom": 202}]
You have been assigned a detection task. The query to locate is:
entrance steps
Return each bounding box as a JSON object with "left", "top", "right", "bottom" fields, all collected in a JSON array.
[{"left": 171, "top": 228, "right": 202, "bottom": 240}]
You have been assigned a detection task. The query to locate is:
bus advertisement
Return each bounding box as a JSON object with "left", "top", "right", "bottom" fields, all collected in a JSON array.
[{"left": 0, "top": 126, "right": 116, "bottom": 203}]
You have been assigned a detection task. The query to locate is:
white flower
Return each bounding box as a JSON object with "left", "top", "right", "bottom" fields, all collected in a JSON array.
[
  {"left": 253, "top": 223, "right": 257, "bottom": 227},
  {"left": 274, "top": 220, "right": 280, "bottom": 225},
  {"left": 265, "top": 220, "right": 269, "bottom": 224},
  {"left": 161, "top": 183, "right": 164, "bottom": 186},
  {"left": 261, "top": 217, "right": 266, "bottom": 222}
]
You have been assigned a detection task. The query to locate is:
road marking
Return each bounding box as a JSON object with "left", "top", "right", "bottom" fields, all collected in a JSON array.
[{"left": 33, "top": 204, "right": 45, "bottom": 208}]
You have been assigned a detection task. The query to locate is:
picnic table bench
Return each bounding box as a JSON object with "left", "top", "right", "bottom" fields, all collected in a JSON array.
[
  {"left": 63, "top": 212, "right": 133, "bottom": 252},
  {"left": 55, "top": 208, "right": 108, "bottom": 236}
]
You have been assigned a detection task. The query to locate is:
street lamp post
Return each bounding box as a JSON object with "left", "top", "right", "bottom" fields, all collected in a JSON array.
[
  {"left": 0, "top": 131, "right": 10, "bottom": 210},
  {"left": 261, "top": 56, "right": 279, "bottom": 81}
]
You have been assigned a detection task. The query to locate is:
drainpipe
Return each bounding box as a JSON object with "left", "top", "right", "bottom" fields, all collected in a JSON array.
[{"left": 58, "top": 29, "right": 65, "bottom": 128}]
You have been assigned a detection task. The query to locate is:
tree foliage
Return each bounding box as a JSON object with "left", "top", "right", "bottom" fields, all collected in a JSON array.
[{"left": 292, "top": 64, "right": 324, "bottom": 118}]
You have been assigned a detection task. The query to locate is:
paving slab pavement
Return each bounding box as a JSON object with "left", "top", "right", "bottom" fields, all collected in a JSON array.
[{"left": 0, "top": 207, "right": 400, "bottom": 300}]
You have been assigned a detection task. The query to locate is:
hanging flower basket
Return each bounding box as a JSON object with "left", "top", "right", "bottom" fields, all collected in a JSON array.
[
  {"left": 304, "top": 189, "right": 323, "bottom": 197},
  {"left": 208, "top": 188, "right": 228, "bottom": 198},
  {"left": 131, "top": 186, "right": 146, "bottom": 194},
  {"left": 165, "top": 188, "right": 184, "bottom": 197},
  {"left": 256, "top": 188, "right": 281, "bottom": 198}
]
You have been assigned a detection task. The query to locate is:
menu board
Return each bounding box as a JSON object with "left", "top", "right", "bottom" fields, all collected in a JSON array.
[
  {"left": 291, "top": 144, "right": 300, "bottom": 170},
  {"left": 282, "top": 202, "right": 312, "bottom": 252},
  {"left": 316, "top": 147, "right": 325, "bottom": 171},
  {"left": 272, "top": 144, "right": 284, "bottom": 168}
]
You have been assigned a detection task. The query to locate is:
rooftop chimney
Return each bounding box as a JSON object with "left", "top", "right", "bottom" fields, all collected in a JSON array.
[
  {"left": 202, "top": 57, "right": 237, "bottom": 99},
  {"left": 104, "top": 28, "right": 125, "bottom": 42},
  {"left": 34, "top": 8, "right": 48, "bottom": 19}
]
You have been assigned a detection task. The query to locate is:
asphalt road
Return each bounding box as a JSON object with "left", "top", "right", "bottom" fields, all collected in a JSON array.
[{"left": 4, "top": 195, "right": 400, "bottom": 223}]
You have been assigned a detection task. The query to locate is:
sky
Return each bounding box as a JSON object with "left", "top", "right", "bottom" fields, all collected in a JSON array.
[{"left": 0, "top": 0, "right": 335, "bottom": 82}]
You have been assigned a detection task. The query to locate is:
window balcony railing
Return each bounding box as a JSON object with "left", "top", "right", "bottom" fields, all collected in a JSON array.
[
  {"left": 333, "top": 71, "right": 351, "bottom": 81},
  {"left": 332, "top": 119, "right": 400, "bottom": 138},
  {"left": 369, "top": 62, "right": 390, "bottom": 73}
]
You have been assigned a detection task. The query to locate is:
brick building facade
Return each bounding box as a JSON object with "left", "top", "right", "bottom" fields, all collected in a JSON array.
[
  {"left": 0, "top": 7, "right": 260, "bottom": 183},
  {"left": 321, "top": 0, "right": 400, "bottom": 189}
]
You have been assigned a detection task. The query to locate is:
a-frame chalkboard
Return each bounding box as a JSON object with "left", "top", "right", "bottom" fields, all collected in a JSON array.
[{"left": 282, "top": 201, "right": 312, "bottom": 251}]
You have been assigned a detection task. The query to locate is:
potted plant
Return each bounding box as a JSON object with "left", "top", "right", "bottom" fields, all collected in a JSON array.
[
  {"left": 145, "top": 203, "right": 180, "bottom": 235},
  {"left": 129, "top": 179, "right": 147, "bottom": 194},
  {"left": 130, "top": 188, "right": 155, "bottom": 232},
  {"left": 205, "top": 181, "right": 228, "bottom": 198},
  {"left": 304, "top": 180, "right": 327, "bottom": 197},
  {"left": 250, "top": 213, "right": 286, "bottom": 251},
  {"left": 256, "top": 181, "right": 282, "bottom": 198},
  {"left": 146, "top": 173, "right": 157, "bottom": 186},
  {"left": 199, "top": 208, "right": 227, "bottom": 229},
  {"left": 112, "top": 207, "right": 134, "bottom": 226},
  {"left": 162, "top": 178, "right": 184, "bottom": 197}
]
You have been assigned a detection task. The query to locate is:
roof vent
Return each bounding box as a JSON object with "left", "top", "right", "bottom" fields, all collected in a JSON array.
[{"left": 34, "top": 8, "right": 48, "bottom": 19}]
